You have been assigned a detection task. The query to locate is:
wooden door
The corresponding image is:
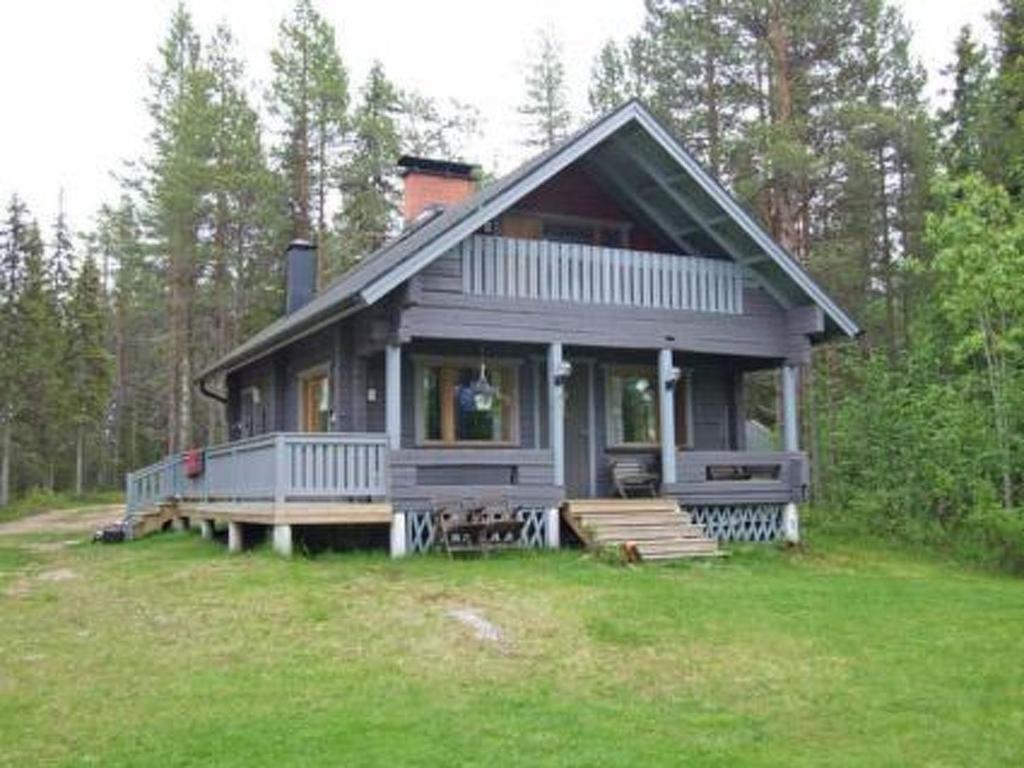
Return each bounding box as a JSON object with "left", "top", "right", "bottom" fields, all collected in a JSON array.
[{"left": 564, "top": 362, "right": 592, "bottom": 498}]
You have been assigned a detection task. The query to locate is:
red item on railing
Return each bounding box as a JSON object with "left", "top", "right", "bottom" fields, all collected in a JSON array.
[{"left": 183, "top": 449, "right": 204, "bottom": 478}]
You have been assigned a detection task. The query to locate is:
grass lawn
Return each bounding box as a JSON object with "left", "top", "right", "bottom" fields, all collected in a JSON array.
[{"left": 1, "top": 522, "right": 1023, "bottom": 766}]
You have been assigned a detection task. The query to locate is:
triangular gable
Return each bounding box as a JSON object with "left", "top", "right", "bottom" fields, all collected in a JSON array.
[
  {"left": 202, "top": 100, "right": 857, "bottom": 380},
  {"left": 357, "top": 100, "right": 859, "bottom": 337}
]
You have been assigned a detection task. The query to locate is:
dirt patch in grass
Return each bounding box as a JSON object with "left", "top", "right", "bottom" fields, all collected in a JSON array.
[{"left": 0, "top": 505, "right": 123, "bottom": 537}]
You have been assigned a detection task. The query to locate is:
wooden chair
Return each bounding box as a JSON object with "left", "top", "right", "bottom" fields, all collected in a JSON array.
[{"left": 609, "top": 457, "right": 660, "bottom": 498}]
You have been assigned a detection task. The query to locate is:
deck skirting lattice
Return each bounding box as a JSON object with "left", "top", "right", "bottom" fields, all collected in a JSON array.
[
  {"left": 687, "top": 503, "right": 784, "bottom": 542},
  {"left": 404, "top": 506, "right": 548, "bottom": 553}
]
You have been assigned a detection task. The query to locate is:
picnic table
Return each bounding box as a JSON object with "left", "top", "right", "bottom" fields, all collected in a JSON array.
[{"left": 433, "top": 500, "right": 525, "bottom": 556}]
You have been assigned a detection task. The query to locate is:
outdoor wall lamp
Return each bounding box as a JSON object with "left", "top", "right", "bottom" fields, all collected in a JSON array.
[
  {"left": 554, "top": 360, "right": 573, "bottom": 386},
  {"left": 664, "top": 366, "right": 683, "bottom": 390}
]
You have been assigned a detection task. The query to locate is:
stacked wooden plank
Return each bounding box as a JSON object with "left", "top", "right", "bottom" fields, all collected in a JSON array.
[{"left": 562, "top": 498, "right": 720, "bottom": 561}]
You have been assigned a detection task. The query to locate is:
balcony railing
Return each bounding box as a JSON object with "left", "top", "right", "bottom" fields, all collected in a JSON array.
[
  {"left": 460, "top": 234, "right": 744, "bottom": 314},
  {"left": 126, "top": 432, "right": 390, "bottom": 514}
]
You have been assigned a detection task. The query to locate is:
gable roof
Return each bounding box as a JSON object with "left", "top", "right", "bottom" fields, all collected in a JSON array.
[{"left": 200, "top": 100, "right": 859, "bottom": 380}]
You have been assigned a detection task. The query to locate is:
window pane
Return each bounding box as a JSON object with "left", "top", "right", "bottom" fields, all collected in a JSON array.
[
  {"left": 609, "top": 368, "right": 658, "bottom": 445},
  {"left": 421, "top": 362, "right": 516, "bottom": 443},
  {"left": 423, "top": 367, "right": 440, "bottom": 440}
]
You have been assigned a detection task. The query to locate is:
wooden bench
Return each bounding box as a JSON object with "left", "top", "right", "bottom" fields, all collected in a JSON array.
[{"left": 609, "top": 458, "right": 660, "bottom": 498}]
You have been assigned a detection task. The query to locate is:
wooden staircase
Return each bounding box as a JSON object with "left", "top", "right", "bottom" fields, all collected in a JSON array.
[{"left": 562, "top": 498, "right": 720, "bottom": 561}]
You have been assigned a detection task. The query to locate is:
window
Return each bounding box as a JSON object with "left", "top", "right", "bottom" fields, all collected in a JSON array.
[
  {"left": 240, "top": 386, "right": 263, "bottom": 437},
  {"left": 607, "top": 366, "right": 659, "bottom": 447},
  {"left": 418, "top": 359, "right": 519, "bottom": 445},
  {"left": 606, "top": 365, "right": 693, "bottom": 449},
  {"left": 298, "top": 366, "right": 331, "bottom": 432}
]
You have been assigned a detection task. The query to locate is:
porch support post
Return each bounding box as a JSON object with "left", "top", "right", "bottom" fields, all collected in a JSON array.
[
  {"left": 658, "top": 348, "right": 678, "bottom": 487},
  {"left": 782, "top": 364, "right": 800, "bottom": 452},
  {"left": 272, "top": 524, "right": 293, "bottom": 557},
  {"left": 781, "top": 363, "right": 800, "bottom": 543},
  {"left": 547, "top": 342, "right": 565, "bottom": 489},
  {"left": 385, "top": 343, "right": 402, "bottom": 450},
  {"left": 390, "top": 510, "right": 407, "bottom": 558},
  {"left": 199, "top": 519, "right": 215, "bottom": 541}
]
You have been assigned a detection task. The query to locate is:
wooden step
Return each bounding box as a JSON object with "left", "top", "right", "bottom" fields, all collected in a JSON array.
[
  {"left": 577, "top": 513, "right": 692, "bottom": 527},
  {"left": 590, "top": 522, "right": 707, "bottom": 536},
  {"left": 593, "top": 529, "right": 708, "bottom": 545},
  {"left": 562, "top": 497, "right": 719, "bottom": 562},
  {"left": 567, "top": 502, "right": 681, "bottom": 515}
]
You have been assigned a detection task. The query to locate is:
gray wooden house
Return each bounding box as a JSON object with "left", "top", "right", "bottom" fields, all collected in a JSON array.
[{"left": 126, "top": 101, "right": 858, "bottom": 559}]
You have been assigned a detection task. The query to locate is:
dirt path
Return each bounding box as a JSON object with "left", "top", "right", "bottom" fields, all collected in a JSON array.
[{"left": 0, "top": 505, "right": 124, "bottom": 536}]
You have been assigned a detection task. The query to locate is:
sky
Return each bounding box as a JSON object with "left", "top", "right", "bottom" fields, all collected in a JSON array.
[{"left": 0, "top": 0, "right": 998, "bottom": 240}]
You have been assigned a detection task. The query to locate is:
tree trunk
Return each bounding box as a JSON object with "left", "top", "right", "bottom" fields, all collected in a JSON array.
[
  {"left": 0, "top": 419, "right": 10, "bottom": 507},
  {"left": 75, "top": 427, "right": 84, "bottom": 496},
  {"left": 877, "top": 145, "right": 897, "bottom": 362},
  {"left": 765, "top": 0, "right": 803, "bottom": 258}
]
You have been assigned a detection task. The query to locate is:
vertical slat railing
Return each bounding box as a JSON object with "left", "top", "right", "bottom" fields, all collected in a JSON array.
[
  {"left": 281, "top": 433, "right": 389, "bottom": 500},
  {"left": 464, "top": 235, "right": 742, "bottom": 315},
  {"left": 126, "top": 432, "right": 391, "bottom": 514}
]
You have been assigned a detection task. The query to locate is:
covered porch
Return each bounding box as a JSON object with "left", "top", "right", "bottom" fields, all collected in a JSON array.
[{"left": 126, "top": 337, "right": 806, "bottom": 553}]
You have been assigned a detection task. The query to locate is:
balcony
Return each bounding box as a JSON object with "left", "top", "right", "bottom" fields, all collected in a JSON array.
[{"left": 459, "top": 234, "right": 744, "bottom": 314}]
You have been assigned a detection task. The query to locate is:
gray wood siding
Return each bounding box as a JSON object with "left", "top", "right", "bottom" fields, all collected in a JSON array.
[{"left": 407, "top": 244, "right": 811, "bottom": 361}]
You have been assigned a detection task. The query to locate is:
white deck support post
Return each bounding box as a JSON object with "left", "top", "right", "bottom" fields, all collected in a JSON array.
[
  {"left": 385, "top": 343, "right": 402, "bottom": 451},
  {"left": 658, "top": 348, "right": 678, "bottom": 487},
  {"left": 390, "top": 510, "right": 407, "bottom": 558},
  {"left": 547, "top": 342, "right": 565, "bottom": 489},
  {"left": 272, "top": 524, "right": 293, "bottom": 557},
  {"left": 227, "top": 521, "right": 243, "bottom": 553},
  {"left": 781, "top": 363, "right": 800, "bottom": 543},
  {"left": 544, "top": 508, "right": 560, "bottom": 549},
  {"left": 199, "top": 519, "right": 214, "bottom": 540}
]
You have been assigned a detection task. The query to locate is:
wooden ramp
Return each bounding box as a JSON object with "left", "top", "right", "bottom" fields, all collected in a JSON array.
[{"left": 562, "top": 498, "right": 720, "bottom": 561}]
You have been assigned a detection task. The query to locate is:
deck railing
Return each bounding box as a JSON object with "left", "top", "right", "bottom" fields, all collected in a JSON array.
[
  {"left": 125, "top": 432, "right": 390, "bottom": 514},
  {"left": 461, "top": 234, "right": 744, "bottom": 314},
  {"left": 667, "top": 450, "right": 808, "bottom": 505}
]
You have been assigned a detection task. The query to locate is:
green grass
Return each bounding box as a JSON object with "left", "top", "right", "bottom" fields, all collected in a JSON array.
[
  {"left": 0, "top": 488, "right": 123, "bottom": 523},
  {"left": 1, "top": 524, "right": 1023, "bottom": 766}
]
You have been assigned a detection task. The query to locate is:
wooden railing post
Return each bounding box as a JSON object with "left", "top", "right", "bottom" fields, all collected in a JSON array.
[{"left": 274, "top": 434, "right": 288, "bottom": 511}]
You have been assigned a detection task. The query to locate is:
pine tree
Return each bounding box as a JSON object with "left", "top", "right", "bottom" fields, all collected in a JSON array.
[
  {"left": 202, "top": 24, "right": 286, "bottom": 442},
  {"left": 986, "top": 0, "right": 1024, "bottom": 194},
  {"left": 0, "top": 196, "right": 31, "bottom": 505},
  {"left": 49, "top": 192, "right": 76, "bottom": 308},
  {"left": 335, "top": 61, "right": 402, "bottom": 273},
  {"left": 66, "top": 255, "right": 112, "bottom": 493},
  {"left": 588, "top": 38, "right": 652, "bottom": 115},
  {"left": 268, "top": 0, "right": 348, "bottom": 277},
  {"left": 399, "top": 92, "right": 481, "bottom": 160},
  {"left": 145, "top": 4, "right": 214, "bottom": 454},
  {"left": 519, "top": 29, "right": 572, "bottom": 149},
  {"left": 938, "top": 26, "right": 991, "bottom": 176},
  {"left": 13, "top": 222, "right": 63, "bottom": 490}
]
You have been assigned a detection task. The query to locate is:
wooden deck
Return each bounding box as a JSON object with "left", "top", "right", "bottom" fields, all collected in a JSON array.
[{"left": 170, "top": 501, "right": 392, "bottom": 526}]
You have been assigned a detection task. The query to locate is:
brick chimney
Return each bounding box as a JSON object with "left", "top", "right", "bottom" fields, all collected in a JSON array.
[{"left": 397, "top": 155, "right": 477, "bottom": 223}]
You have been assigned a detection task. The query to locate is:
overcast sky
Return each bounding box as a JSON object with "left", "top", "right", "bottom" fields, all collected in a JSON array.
[{"left": 0, "top": 0, "right": 997, "bottom": 239}]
